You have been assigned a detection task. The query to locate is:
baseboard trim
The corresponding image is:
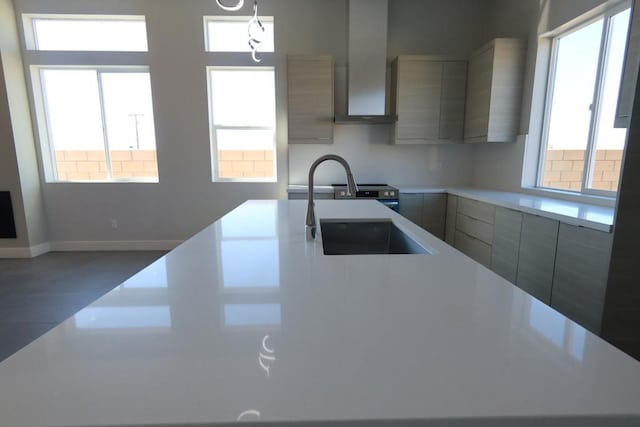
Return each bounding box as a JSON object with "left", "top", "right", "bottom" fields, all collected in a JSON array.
[
  {"left": 48, "top": 240, "right": 182, "bottom": 252},
  {"left": 30, "top": 242, "right": 51, "bottom": 257},
  {"left": 0, "top": 242, "right": 51, "bottom": 258}
]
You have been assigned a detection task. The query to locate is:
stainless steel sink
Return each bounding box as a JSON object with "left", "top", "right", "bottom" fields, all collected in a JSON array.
[{"left": 320, "top": 219, "right": 430, "bottom": 255}]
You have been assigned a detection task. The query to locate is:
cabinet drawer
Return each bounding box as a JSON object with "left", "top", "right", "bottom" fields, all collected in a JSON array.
[
  {"left": 455, "top": 230, "right": 492, "bottom": 267},
  {"left": 457, "top": 197, "right": 495, "bottom": 224},
  {"left": 456, "top": 213, "right": 494, "bottom": 244}
]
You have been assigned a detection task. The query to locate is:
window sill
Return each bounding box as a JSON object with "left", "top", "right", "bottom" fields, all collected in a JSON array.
[
  {"left": 520, "top": 186, "right": 616, "bottom": 208},
  {"left": 47, "top": 179, "right": 159, "bottom": 184}
]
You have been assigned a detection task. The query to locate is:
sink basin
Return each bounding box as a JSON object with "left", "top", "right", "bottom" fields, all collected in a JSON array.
[{"left": 320, "top": 219, "right": 430, "bottom": 255}]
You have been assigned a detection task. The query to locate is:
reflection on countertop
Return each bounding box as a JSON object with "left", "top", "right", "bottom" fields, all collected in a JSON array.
[{"left": 0, "top": 200, "right": 638, "bottom": 427}]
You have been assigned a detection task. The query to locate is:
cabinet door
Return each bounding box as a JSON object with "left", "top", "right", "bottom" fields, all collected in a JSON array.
[
  {"left": 445, "top": 195, "right": 457, "bottom": 245},
  {"left": 395, "top": 60, "right": 443, "bottom": 140},
  {"left": 287, "top": 56, "right": 334, "bottom": 144},
  {"left": 457, "top": 197, "right": 495, "bottom": 224},
  {"left": 616, "top": 0, "right": 640, "bottom": 128},
  {"left": 516, "top": 214, "right": 559, "bottom": 304},
  {"left": 551, "top": 224, "right": 613, "bottom": 334},
  {"left": 439, "top": 62, "right": 467, "bottom": 140},
  {"left": 464, "top": 46, "right": 493, "bottom": 140},
  {"left": 399, "top": 194, "right": 423, "bottom": 226},
  {"left": 422, "top": 194, "right": 447, "bottom": 240},
  {"left": 491, "top": 207, "right": 522, "bottom": 283}
]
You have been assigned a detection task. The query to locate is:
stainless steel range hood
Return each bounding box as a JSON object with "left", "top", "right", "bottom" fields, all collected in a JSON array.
[{"left": 334, "top": 0, "right": 397, "bottom": 124}]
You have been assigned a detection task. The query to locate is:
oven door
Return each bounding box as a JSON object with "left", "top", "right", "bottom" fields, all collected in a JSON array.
[{"left": 378, "top": 199, "right": 399, "bottom": 212}]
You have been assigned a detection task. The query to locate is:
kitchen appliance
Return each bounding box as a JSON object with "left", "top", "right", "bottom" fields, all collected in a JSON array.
[{"left": 332, "top": 184, "right": 400, "bottom": 212}]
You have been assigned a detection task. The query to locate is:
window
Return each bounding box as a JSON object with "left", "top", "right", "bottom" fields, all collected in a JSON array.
[
  {"left": 23, "top": 15, "right": 158, "bottom": 182},
  {"left": 204, "top": 17, "right": 274, "bottom": 53},
  {"left": 538, "top": 5, "right": 631, "bottom": 195},
  {"left": 204, "top": 16, "right": 276, "bottom": 182}
]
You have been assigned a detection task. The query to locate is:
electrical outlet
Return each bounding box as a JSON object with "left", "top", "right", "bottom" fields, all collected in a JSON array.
[{"left": 111, "top": 219, "right": 118, "bottom": 229}]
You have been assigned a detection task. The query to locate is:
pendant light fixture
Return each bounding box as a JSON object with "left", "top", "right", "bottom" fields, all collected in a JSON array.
[
  {"left": 215, "top": 0, "right": 244, "bottom": 11},
  {"left": 215, "top": 0, "right": 264, "bottom": 63},
  {"left": 248, "top": 0, "right": 265, "bottom": 62}
]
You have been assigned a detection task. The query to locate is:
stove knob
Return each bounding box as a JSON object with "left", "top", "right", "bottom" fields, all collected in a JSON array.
[
  {"left": 389, "top": 191, "right": 395, "bottom": 197},
  {"left": 340, "top": 191, "right": 346, "bottom": 197},
  {"left": 383, "top": 191, "right": 389, "bottom": 196}
]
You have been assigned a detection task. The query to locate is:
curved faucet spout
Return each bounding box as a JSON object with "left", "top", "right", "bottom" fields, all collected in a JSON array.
[{"left": 306, "top": 155, "right": 357, "bottom": 240}]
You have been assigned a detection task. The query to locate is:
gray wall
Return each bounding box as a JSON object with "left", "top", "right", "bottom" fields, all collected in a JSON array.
[
  {"left": 471, "top": 0, "right": 617, "bottom": 193},
  {"left": 0, "top": 0, "right": 47, "bottom": 252},
  {"left": 12, "top": 0, "right": 348, "bottom": 244},
  {"left": 289, "top": 0, "right": 491, "bottom": 186}
]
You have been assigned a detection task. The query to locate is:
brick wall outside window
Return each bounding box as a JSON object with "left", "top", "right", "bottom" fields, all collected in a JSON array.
[
  {"left": 543, "top": 149, "right": 623, "bottom": 191},
  {"left": 55, "top": 150, "right": 158, "bottom": 181}
]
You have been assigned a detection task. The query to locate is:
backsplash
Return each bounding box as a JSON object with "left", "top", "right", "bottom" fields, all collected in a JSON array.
[{"left": 288, "top": 125, "right": 475, "bottom": 186}]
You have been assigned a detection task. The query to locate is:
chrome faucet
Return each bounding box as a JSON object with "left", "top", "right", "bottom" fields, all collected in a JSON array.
[{"left": 306, "top": 154, "right": 357, "bottom": 240}]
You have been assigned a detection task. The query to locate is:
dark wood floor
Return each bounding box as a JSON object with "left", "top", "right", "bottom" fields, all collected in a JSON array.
[{"left": 0, "top": 251, "right": 166, "bottom": 361}]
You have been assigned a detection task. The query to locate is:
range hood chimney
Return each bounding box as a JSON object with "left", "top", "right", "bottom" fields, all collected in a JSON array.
[{"left": 334, "top": 0, "right": 397, "bottom": 124}]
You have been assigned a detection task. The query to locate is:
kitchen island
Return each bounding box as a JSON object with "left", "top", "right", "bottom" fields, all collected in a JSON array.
[{"left": 0, "top": 200, "right": 639, "bottom": 426}]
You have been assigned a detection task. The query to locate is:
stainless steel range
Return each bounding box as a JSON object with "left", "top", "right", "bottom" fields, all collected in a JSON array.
[{"left": 332, "top": 184, "right": 400, "bottom": 212}]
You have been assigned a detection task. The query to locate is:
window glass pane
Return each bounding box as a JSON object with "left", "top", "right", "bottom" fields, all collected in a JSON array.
[
  {"left": 206, "top": 19, "right": 274, "bottom": 53},
  {"left": 101, "top": 72, "right": 158, "bottom": 179},
  {"left": 33, "top": 18, "right": 148, "bottom": 51},
  {"left": 41, "top": 69, "right": 107, "bottom": 181},
  {"left": 541, "top": 19, "right": 603, "bottom": 192},
  {"left": 216, "top": 130, "right": 274, "bottom": 179},
  {"left": 209, "top": 69, "right": 275, "bottom": 126},
  {"left": 589, "top": 9, "right": 630, "bottom": 192}
]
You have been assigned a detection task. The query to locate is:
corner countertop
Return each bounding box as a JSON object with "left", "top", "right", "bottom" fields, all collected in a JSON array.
[
  {"left": 393, "top": 186, "right": 615, "bottom": 232},
  {"left": 0, "top": 200, "right": 638, "bottom": 426}
]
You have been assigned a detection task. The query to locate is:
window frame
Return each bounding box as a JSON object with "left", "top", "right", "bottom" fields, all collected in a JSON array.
[
  {"left": 206, "top": 66, "right": 277, "bottom": 183},
  {"left": 34, "top": 66, "right": 156, "bottom": 182},
  {"left": 204, "top": 15, "right": 277, "bottom": 183},
  {"left": 21, "top": 14, "right": 158, "bottom": 183},
  {"left": 536, "top": 1, "right": 631, "bottom": 197}
]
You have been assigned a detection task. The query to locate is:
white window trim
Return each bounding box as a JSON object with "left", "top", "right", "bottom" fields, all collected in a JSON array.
[
  {"left": 22, "top": 14, "right": 147, "bottom": 51},
  {"left": 206, "top": 65, "right": 277, "bottom": 183},
  {"left": 535, "top": 1, "right": 631, "bottom": 197},
  {"left": 21, "top": 14, "right": 157, "bottom": 184},
  {"left": 203, "top": 15, "right": 275, "bottom": 53}
]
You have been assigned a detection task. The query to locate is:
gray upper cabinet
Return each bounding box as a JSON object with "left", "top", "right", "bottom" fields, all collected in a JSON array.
[
  {"left": 616, "top": 0, "right": 640, "bottom": 128},
  {"left": 491, "top": 207, "right": 522, "bottom": 283},
  {"left": 287, "top": 55, "right": 334, "bottom": 144},
  {"left": 391, "top": 56, "right": 467, "bottom": 144},
  {"left": 516, "top": 214, "right": 559, "bottom": 304},
  {"left": 551, "top": 224, "right": 614, "bottom": 334},
  {"left": 464, "top": 38, "right": 526, "bottom": 143}
]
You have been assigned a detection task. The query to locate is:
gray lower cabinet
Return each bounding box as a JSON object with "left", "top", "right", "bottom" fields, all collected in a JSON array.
[
  {"left": 422, "top": 194, "right": 447, "bottom": 239},
  {"left": 453, "top": 197, "right": 495, "bottom": 267},
  {"left": 551, "top": 224, "right": 614, "bottom": 335},
  {"left": 516, "top": 214, "right": 559, "bottom": 304},
  {"left": 399, "top": 193, "right": 447, "bottom": 240},
  {"left": 455, "top": 230, "right": 492, "bottom": 267},
  {"left": 490, "top": 207, "right": 522, "bottom": 283},
  {"left": 445, "top": 195, "right": 457, "bottom": 245},
  {"left": 288, "top": 192, "right": 334, "bottom": 200},
  {"left": 399, "top": 194, "right": 423, "bottom": 225}
]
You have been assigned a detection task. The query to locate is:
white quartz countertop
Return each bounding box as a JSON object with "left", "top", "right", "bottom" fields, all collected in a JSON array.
[
  {"left": 1, "top": 200, "right": 639, "bottom": 427},
  {"left": 393, "top": 186, "right": 614, "bottom": 232}
]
